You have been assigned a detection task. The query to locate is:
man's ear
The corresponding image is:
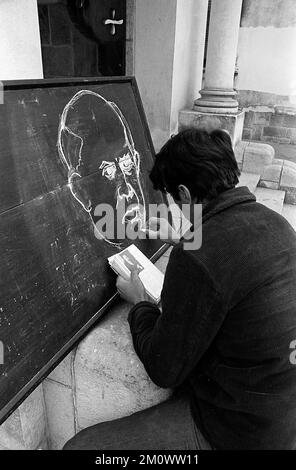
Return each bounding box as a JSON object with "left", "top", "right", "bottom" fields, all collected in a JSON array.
[
  {"left": 177, "top": 184, "right": 192, "bottom": 204},
  {"left": 68, "top": 169, "right": 91, "bottom": 213}
]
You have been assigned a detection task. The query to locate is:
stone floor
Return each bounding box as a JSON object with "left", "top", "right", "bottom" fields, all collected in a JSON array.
[{"left": 235, "top": 140, "right": 296, "bottom": 205}]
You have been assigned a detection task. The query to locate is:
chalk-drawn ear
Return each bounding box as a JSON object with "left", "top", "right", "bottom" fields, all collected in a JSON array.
[
  {"left": 58, "top": 126, "right": 84, "bottom": 171},
  {"left": 68, "top": 170, "right": 91, "bottom": 213}
]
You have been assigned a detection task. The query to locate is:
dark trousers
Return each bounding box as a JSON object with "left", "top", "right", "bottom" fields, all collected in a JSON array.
[{"left": 63, "top": 394, "right": 212, "bottom": 450}]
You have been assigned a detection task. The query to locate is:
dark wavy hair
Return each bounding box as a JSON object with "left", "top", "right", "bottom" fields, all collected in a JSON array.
[{"left": 150, "top": 128, "right": 240, "bottom": 202}]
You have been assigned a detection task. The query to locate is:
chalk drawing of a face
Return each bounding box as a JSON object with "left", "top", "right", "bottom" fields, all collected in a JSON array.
[{"left": 57, "top": 90, "right": 146, "bottom": 248}]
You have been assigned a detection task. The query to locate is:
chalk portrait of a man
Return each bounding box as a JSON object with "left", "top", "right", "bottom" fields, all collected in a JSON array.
[{"left": 57, "top": 90, "right": 147, "bottom": 248}]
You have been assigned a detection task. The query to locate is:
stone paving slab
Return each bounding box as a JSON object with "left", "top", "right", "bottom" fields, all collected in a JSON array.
[
  {"left": 234, "top": 140, "right": 249, "bottom": 164},
  {"left": 0, "top": 385, "right": 47, "bottom": 450},
  {"left": 237, "top": 172, "right": 260, "bottom": 194},
  {"left": 254, "top": 187, "right": 285, "bottom": 215},
  {"left": 242, "top": 142, "right": 274, "bottom": 174},
  {"left": 280, "top": 160, "right": 296, "bottom": 187},
  {"left": 260, "top": 159, "right": 283, "bottom": 184}
]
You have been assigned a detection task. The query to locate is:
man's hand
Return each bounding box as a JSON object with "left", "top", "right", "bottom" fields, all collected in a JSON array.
[
  {"left": 143, "top": 217, "right": 180, "bottom": 246},
  {"left": 116, "top": 265, "right": 150, "bottom": 305}
]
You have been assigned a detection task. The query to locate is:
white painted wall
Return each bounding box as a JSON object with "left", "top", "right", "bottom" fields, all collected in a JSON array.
[
  {"left": 237, "top": 26, "right": 296, "bottom": 101},
  {"left": 0, "top": 0, "right": 43, "bottom": 80},
  {"left": 135, "top": 0, "right": 208, "bottom": 151},
  {"left": 170, "top": 0, "right": 208, "bottom": 136},
  {"left": 237, "top": 0, "right": 296, "bottom": 103},
  {"left": 135, "top": 0, "right": 177, "bottom": 151}
]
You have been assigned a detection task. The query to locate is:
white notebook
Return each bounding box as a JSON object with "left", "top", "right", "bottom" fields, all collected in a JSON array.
[{"left": 108, "top": 244, "right": 164, "bottom": 303}]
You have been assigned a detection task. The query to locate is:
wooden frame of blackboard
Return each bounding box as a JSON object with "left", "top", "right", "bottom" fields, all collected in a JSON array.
[{"left": 0, "top": 76, "right": 170, "bottom": 425}]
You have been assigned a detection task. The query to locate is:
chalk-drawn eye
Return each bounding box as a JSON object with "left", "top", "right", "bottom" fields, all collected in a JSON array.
[
  {"left": 99, "top": 161, "right": 117, "bottom": 181},
  {"left": 118, "top": 154, "right": 134, "bottom": 175}
]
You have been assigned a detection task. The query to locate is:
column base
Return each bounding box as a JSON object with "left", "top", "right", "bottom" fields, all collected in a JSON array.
[
  {"left": 194, "top": 88, "right": 239, "bottom": 114},
  {"left": 178, "top": 109, "right": 245, "bottom": 147}
]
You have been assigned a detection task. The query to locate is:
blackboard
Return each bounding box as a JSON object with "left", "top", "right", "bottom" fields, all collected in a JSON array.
[{"left": 0, "top": 77, "right": 167, "bottom": 424}]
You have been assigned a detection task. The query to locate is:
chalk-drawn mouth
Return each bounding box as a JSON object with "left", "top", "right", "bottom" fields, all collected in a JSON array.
[{"left": 123, "top": 203, "right": 140, "bottom": 223}]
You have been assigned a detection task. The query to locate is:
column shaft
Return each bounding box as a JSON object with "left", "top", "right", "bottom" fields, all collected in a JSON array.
[{"left": 195, "top": 0, "right": 243, "bottom": 114}]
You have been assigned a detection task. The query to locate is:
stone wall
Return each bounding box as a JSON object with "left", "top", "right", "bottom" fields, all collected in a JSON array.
[
  {"left": 0, "top": 386, "right": 48, "bottom": 450},
  {"left": 242, "top": 107, "right": 296, "bottom": 144}
]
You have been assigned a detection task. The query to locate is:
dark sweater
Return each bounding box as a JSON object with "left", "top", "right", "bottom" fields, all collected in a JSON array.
[{"left": 128, "top": 186, "right": 296, "bottom": 450}]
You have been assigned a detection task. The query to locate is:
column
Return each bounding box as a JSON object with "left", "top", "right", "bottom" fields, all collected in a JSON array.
[{"left": 194, "top": 0, "right": 243, "bottom": 114}]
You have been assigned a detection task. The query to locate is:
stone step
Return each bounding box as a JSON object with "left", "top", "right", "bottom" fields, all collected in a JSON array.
[
  {"left": 254, "top": 187, "right": 285, "bottom": 215},
  {"left": 282, "top": 204, "right": 296, "bottom": 231},
  {"left": 234, "top": 140, "right": 274, "bottom": 175},
  {"left": 237, "top": 172, "right": 260, "bottom": 194}
]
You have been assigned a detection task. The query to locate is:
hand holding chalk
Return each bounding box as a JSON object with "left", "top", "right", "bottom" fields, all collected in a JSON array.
[{"left": 143, "top": 217, "right": 180, "bottom": 246}]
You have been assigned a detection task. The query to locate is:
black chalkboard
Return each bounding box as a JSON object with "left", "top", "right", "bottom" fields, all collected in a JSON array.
[{"left": 0, "top": 77, "right": 167, "bottom": 424}]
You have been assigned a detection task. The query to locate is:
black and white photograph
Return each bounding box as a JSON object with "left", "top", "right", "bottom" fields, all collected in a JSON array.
[{"left": 0, "top": 0, "right": 296, "bottom": 462}]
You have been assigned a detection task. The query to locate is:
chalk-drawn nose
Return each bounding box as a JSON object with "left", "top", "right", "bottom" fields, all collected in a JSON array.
[{"left": 118, "top": 171, "right": 134, "bottom": 201}]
